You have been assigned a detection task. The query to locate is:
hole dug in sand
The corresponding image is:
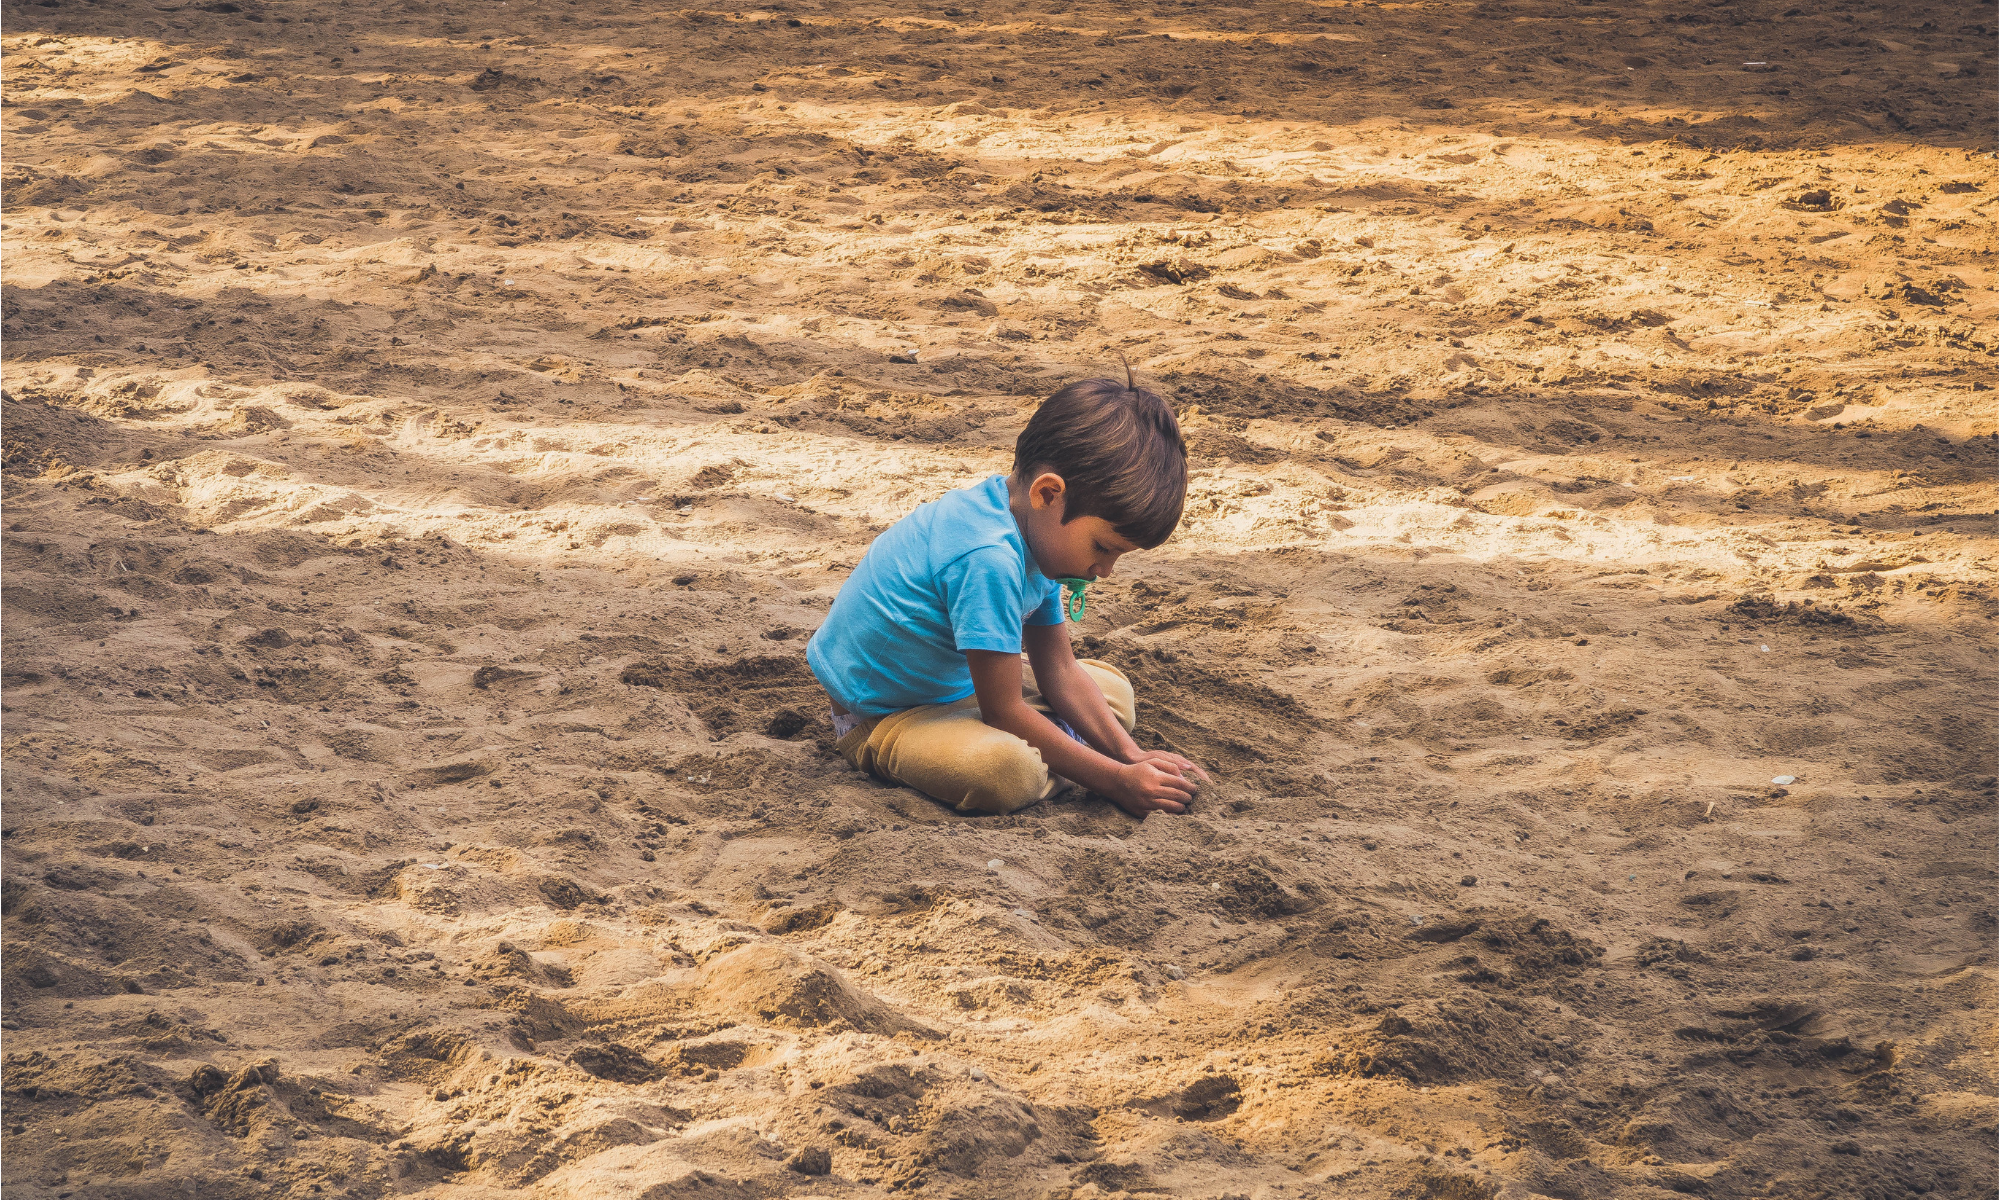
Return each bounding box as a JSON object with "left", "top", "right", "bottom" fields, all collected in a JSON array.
[
  {"left": 566, "top": 1041, "right": 666, "bottom": 1084},
  {"left": 1129, "top": 1072, "right": 1245, "bottom": 1122}
]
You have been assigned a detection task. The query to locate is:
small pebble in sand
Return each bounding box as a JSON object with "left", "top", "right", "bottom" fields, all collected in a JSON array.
[
  {"left": 1166, "top": 966, "right": 1186, "bottom": 980},
  {"left": 1772, "top": 775, "right": 1797, "bottom": 785},
  {"left": 986, "top": 858, "right": 1003, "bottom": 869},
  {"left": 969, "top": 1068, "right": 985, "bottom": 1081}
]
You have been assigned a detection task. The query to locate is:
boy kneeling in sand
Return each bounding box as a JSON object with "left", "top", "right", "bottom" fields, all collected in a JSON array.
[{"left": 807, "top": 375, "right": 1208, "bottom": 817}]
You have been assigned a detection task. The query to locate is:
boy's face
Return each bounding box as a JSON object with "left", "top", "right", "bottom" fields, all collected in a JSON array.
[{"left": 1014, "top": 472, "right": 1141, "bottom": 581}]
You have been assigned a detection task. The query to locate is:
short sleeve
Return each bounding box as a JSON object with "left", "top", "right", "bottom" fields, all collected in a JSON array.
[
  {"left": 1024, "top": 576, "right": 1065, "bottom": 627},
  {"left": 937, "top": 547, "right": 1031, "bottom": 654}
]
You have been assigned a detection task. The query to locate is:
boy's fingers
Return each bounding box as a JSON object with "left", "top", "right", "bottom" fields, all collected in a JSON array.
[
  {"left": 1116, "top": 790, "right": 1184, "bottom": 816},
  {"left": 1135, "top": 762, "right": 1199, "bottom": 807},
  {"left": 1149, "top": 753, "right": 1207, "bottom": 782}
]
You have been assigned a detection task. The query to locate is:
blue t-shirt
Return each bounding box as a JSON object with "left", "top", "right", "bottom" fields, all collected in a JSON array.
[{"left": 807, "top": 475, "right": 1065, "bottom": 715}]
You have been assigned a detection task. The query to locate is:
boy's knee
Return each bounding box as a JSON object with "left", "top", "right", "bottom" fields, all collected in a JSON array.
[
  {"left": 955, "top": 737, "right": 1049, "bottom": 815},
  {"left": 1079, "top": 659, "right": 1136, "bottom": 731}
]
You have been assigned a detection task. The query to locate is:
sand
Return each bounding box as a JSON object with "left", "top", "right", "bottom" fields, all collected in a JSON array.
[{"left": 2, "top": 0, "right": 1996, "bottom": 1197}]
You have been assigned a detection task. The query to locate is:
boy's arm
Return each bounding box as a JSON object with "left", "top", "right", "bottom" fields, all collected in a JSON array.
[
  {"left": 966, "top": 647, "right": 1197, "bottom": 815},
  {"left": 1022, "top": 623, "right": 1209, "bottom": 789},
  {"left": 1021, "top": 622, "right": 1142, "bottom": 761}
]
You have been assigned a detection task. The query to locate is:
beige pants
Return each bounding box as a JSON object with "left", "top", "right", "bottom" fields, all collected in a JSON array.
[{"left": 833, "top": 659, "right": 1136, "bottom": 816}]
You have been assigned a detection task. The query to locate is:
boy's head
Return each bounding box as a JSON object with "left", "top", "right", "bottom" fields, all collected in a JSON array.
[{"left": 1009, "top": 375, "right": 1188, "bottom": 579}]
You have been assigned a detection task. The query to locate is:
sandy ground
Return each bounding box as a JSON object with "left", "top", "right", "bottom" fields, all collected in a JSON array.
[{"left": 2, "top": 0, "right": 1997, "bottom": 1197}]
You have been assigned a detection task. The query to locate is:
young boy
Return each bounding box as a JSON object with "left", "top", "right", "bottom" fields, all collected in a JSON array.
[{"left": 806, "top": 375, "right": 1208, "bottom": 818}]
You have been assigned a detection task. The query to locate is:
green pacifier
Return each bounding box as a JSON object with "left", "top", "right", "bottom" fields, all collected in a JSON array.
[{"left": 1056, "top": 577, "right": 1089, "bottom": 622}]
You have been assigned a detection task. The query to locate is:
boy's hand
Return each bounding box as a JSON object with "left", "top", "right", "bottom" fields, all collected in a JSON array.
[
  {"left": 1108, "top": 756, "right": 1203, "bottom": 816},
  {"left": 1126, "top": 748, "right": 1209, "bottom": 786}
]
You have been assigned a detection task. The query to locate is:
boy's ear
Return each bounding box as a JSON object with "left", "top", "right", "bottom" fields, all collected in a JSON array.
[{"left": 1030, "top": 471, "right": 1067, "bottom": 511}]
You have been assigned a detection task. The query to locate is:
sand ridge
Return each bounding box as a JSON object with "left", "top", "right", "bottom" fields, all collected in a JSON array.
[{"left": 1, "top": 0, "right": 1996, "bottom": 1197}]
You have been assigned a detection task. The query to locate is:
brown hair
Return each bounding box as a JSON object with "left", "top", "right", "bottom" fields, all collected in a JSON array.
[{"left": 1011, "top": 373, "right": 1188, "bottom": 549}]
